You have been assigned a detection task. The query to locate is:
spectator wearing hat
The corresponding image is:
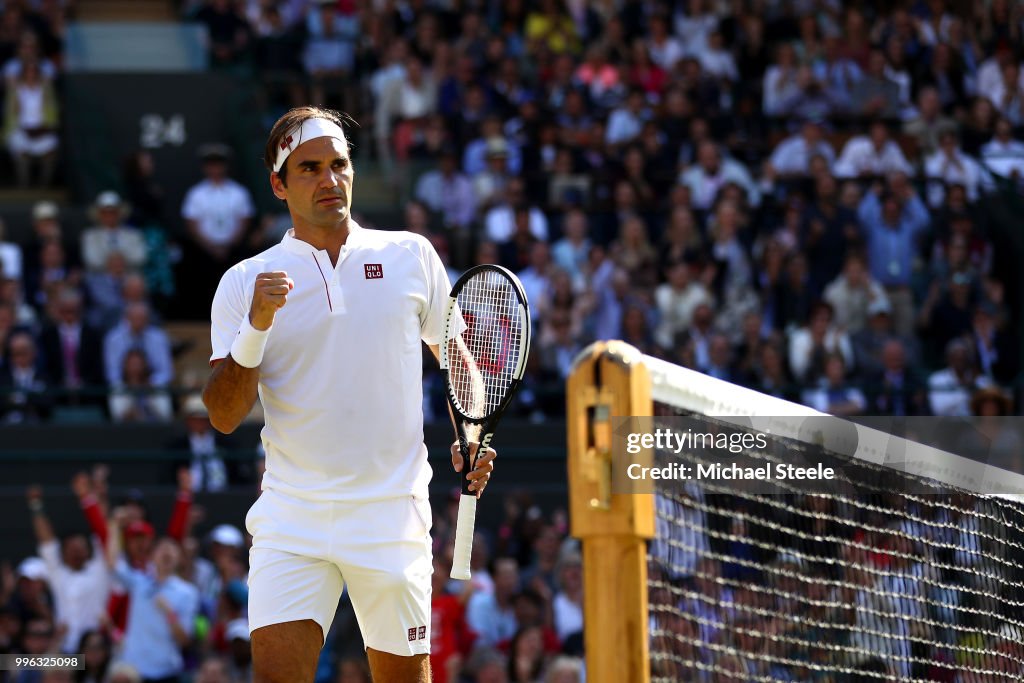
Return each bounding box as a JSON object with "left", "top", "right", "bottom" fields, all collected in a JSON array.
[
  {"left": 70, "top": 468, "right": 194, "bottom": 640},
  {"left": 106, "top": 513, "right": 199, "bottom": 683},
  {"left": 179, "top": 143, "right": 254, "bottom": 313},
  {"left": 25, "top": 485, "right": 109, "bottom": 654},
  {"left": 168, "top": 393, "right": 252, "bottom": 493},
  {"left": 196, "top": 525, "right": 246, "bottom": 619},
  {"left": 9, "top": 557, "right": 52, "bottom": 625},
  {"left": 81, "top": 192, "right": 147, "bottom": 275}
]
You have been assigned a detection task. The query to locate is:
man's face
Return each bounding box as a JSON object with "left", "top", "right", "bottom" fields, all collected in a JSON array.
[
  {"left": 272, "top": 136, "right": 354, "bottom": 230},
  {"left": 62, "top": 535, "right": 89, "bottom": 570},
  {"left": 204, "top": 159, "right": 228, "bottom": 182}
]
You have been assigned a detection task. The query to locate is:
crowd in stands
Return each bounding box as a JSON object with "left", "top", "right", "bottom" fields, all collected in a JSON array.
[
  {"left": 1, "top": 0, "right": 1024, "bottom": 680},
  {"left": 3, "top": 458, "right": 584, "bottom": 683}
]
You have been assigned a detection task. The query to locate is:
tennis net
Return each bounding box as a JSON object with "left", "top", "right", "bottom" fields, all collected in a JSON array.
[{"left": 641, "top": 355, "right": 1024, "bottom": 682}]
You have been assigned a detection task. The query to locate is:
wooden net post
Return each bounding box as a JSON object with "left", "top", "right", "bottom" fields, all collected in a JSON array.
[{"left": 566, "top": 341, "right": 654, "bottom": 683}]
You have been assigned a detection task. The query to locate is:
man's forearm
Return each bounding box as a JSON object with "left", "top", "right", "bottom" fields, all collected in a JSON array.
[{"left": 203, "top": 357, "right": 260, "bottom": 434}]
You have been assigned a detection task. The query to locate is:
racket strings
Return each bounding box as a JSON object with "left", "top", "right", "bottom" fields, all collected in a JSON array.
[{"left": 448, "top": 270, "right": 524, "bottom": 419}]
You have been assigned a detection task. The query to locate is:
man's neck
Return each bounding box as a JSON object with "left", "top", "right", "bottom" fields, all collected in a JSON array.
[{"left": 293, "top": 220, "right": 352, "bottom": 263}]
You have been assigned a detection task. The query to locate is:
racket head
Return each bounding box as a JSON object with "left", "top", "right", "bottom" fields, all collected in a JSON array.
[{"left": 440, "top": 264, "right": 532, "bottom": 423}]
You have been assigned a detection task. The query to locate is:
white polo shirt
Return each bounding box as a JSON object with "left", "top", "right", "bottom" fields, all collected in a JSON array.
[
  {"left": 210, "top": 224, "right": 451, "bottom": 502},
  {"left": 182, "top": 178, "right": 255, "bottom": 247}
]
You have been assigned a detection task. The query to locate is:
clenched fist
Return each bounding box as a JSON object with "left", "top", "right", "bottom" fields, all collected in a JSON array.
[{"left": 249, "top": 271, "right": 294, "bottom": 331}]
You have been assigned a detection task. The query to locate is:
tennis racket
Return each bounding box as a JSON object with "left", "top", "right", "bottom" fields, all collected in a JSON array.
[{"left": 441, "top": 264, "right": 531, "bottom": 580}]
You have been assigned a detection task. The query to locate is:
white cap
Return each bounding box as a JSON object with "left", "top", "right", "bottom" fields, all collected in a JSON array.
[
  {"left": 17, "top": 557, "right": 48, "bottom": 581},
  {"left": 94, "top": 191, "right": 122, "bottom": 209},
  {"left": 210, "top": 524, "right": 244, "bottom": 548},
  {"left": 226, "top": 617, "right": 251, "bottom": 641}
]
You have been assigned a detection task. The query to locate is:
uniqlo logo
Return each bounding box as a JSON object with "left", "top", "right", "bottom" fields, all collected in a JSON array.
[
  {"left": 407, "top": 627, "right": 416, "bottom": 642},
  {"left": 418, "top": 625, "right": 426, "bottom": 640},
  {"left": 365, "top": 264, "right": 383, "bottom": 279},
  {"left": 408, "top": 625, "right": 426, "bottom": 641}
]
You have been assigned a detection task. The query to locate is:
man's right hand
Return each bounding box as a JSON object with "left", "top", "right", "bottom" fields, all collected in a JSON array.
[{"left": 249, "top": 271, "right": 294, "bottom": 331}]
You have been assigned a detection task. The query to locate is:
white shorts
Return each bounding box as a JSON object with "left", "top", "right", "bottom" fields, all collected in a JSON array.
[{"left": 245, "top": 488, "right": 433, "bottom": 656}]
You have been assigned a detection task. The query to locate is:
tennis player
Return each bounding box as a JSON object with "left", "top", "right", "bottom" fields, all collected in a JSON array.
[{"left": 202, "top": 106, "right": 496, "bottom": 683}]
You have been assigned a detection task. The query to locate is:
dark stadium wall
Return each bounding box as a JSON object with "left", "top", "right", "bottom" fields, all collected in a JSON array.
[
  {"left": 0, "top": 420, "right": 567, "bottom": 559},
  {"left": 62, "top": 73, "right": 273, "bottom": 233}
]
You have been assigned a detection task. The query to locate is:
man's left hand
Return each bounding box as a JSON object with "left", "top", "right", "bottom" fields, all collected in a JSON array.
[{"left": 451, "top": 442, "right": 496, "bottom": 497}]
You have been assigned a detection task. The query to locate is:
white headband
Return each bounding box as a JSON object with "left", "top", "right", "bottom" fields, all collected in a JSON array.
[{"left": 272, "top": 118, "right": 347, "bottom": 173}]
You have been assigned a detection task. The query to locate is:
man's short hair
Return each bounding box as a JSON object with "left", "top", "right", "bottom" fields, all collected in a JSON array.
[{"left": 263, "top": 106, "right": 353, "bottom": 184}]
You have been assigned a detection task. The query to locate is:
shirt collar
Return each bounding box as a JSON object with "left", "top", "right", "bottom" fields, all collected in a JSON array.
[{"left": 280, "top": 222, "right": 362, "bottom": 254}]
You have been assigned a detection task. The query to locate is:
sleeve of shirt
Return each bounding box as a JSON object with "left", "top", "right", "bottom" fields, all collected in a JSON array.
[
  {"left": 181, "top": 187, "right": 201, "bottom": 221},
  {"left": 38, "top": 539, "right": 62, "bottom": 578},
  {"left": 210, "top": 266, "right": 249, "bottom": 363},
  {"left": 420, "top": 238, "right": 454, "bottom": 346},
  {"left": 175, "top": 586, "right": 200, "bottom": 637}
]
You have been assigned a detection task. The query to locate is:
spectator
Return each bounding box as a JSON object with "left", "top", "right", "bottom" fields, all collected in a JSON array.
[
  {"left": 903, "top": 86, "right": 957, "bottom": 157},
  {"left": 466, "top": 556, "right": 520, "bottom": 648},
  {"left": 788, "top": 301, "right": 854, "bottom": 383},
  {"left": 168, "top": 393, "right": 253, "bottom": 492},
  {"left": 822, "top": 253, "right": 889, "bottom": 334},
  {"left": 108, "top": 349, "right": 174, "bottom": 423},
  {"left": 303, "top": 0, "right": 359, "bottom": 109},
  {"left": 767, "top": 119, "right": 836, "bottom": 179},
  {"left": 847, "top": 49, "right": 902, "bottom": 119},
  {"left": 193, "top": 657, "right": 234, "bottom": 683},
  {"left": 0, "top": 219, "right": 22, "bottom": 283},
  {"left": 762, "top": 43, "right": 801, "bottom": 117},
  {"left": 77, "top": 629, "right": 112, "bottom": 683},
  {"left": 25, "top": 485, "right": 109, "bottom": 654},
  {"left": 798, "top": 352, "right": 864, "bottom": 417},
  {"left": 193, "top": 0, "right": 251, "bottom": 67},
  {"left": 923, "top": 129, "right": 992, "bottom": 206},
  {"left": 868, "top": 338, "right": 927, "bottom": 416},
  {"left": 4, "top": 58, "right": 58, "bottom": 187},
  {"left": 551, "top": 551, "right": 583, "bottom": 645},
  {"left": 928, "top": 337, "right": 992, "bottom": 416},
  {"left": 486, "top": 178, "right": 548, "bottom": 244},
  {"left": 38, "top": 288, "right": 105, "bottom": 399},
  {"left": 102, "top": 302, "right": 174, "bottom": 389},
  {"left": 544, "top": 657, "right": 583, "bottom": 683},
  {"left": 414, "top": 146, "right": 477, "bottom": 232},
  {"left": 856, "top": 179, "right": 929, "bottom": 337},
  {"left": 80, "top": 192, "right": 147, "bottom": 275},
  {"left": 106, "top": 515, "right": 199, "bottom": 683},
  {"left": 605, "top": 89, "right": 649, "bottom": 147},
  {"left": 180, "top": 143, "right": 255, "bottom": 311},
  {"left": 654, "top": 261, "right": 712, "bottom": 350},
  {"left": 981, "top": 116, "right": 1024, "bottom": 182},
  {"left": 679, "top": 141, "right": 760, "bottom": 211},
  {"left": 0, "top": 331, "right": 51, "bottom": 423},
  {"left": 834, "top": 121, "right": 914, "bottom": 178}
]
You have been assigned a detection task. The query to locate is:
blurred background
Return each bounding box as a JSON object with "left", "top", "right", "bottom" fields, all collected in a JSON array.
[{"left": 0, "top": 0, "right": 1022, "bottom": 681}]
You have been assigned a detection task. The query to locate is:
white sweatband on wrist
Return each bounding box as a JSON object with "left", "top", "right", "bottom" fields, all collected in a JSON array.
[{"left": 230, "top": 317, "right": 271, "bottom": 368}]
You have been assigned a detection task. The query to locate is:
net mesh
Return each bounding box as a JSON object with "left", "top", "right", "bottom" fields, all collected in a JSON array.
[
  {"left": 446, "top": 269, "right": 525, "bottom": 419},
  {"left": 643, "top": 359, "right": 1024, "bottom": 682}
]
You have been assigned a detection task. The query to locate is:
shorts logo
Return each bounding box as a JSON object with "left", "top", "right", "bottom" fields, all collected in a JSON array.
[
  {"left": 365, "top": 264, "right": 383, "bottom": 279},
  {"left": 408, "top": 625, "right": 426, "bottom": 642}
]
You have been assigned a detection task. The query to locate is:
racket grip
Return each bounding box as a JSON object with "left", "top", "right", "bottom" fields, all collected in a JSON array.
[{"left": 450, "top": 494, "right": 477, "bottom": 580}]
